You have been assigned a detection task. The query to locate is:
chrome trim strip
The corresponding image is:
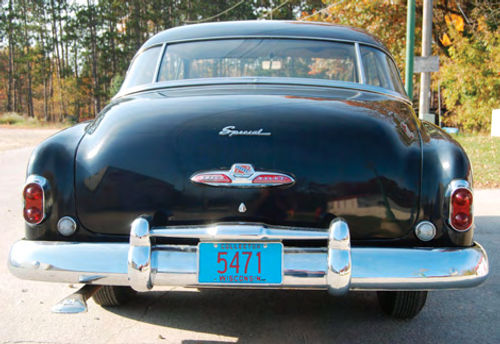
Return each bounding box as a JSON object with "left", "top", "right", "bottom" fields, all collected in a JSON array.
[
  {"left": 355, "top": 42, "right": 366, "bottom": 84},
  {"left": 151, "top": 224, "right": 329, "bottom": 241},
  {"left": 115, "top": 76, "right": 410, "bottom": 104},
  {"left": 9, "top": 230, "right": 489, "bottom": 291},
  {"left": 445, "top": 179, "right": 473, "bottom": 232},
  {"left": 146, "top": 35, "right": 394, "bottom": 58},
  {"left": 152, "top": 43, "right": 167, "bottom": 83}
]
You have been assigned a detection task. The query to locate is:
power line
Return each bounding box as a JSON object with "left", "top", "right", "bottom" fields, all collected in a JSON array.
[
  {"left": 184, "top": 0, "right": 246, "bottom": 24},
  {"left": 299, "top": 0, "right": 347, "bottom": 21}
]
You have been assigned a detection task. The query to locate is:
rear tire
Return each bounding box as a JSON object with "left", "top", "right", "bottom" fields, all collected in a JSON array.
[
  {"left": 92, "top": 286, "right": 136, "bottom": 307},
  {"left": 377, "top": 291, "right": 427, "bottom": 319}
]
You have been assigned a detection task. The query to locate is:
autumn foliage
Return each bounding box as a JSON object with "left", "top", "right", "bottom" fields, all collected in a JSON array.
[
  {"left": 0, "top": 0, "right": 498, "bottom": 132},
  {"left": 302, "top": 0, "right": 499, "bottom": 132}
]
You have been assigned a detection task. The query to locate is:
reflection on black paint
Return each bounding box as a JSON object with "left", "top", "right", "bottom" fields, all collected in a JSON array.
[{"left": 75, "top": 85, "right": 422, "bottom": 241}]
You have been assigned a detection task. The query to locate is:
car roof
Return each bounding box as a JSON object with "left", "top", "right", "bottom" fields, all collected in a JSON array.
[{"left": 142, "top": 20, "right": 387, "bottom": 51}]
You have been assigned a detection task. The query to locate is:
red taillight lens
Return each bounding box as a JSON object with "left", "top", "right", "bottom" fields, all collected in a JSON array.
[
  {"left": 191, "top": 173, "right": 232, "bottom": 184},
  {"left": 23, "top": 183, "right": 44, "bottom": 224},
  {"left": 252, "top": 174, "right": 294, "bottom": 185},
  {"left": 450, "top": 188, "right": 473, "bottom": 231},
  {"left": 24, "top": 184, "right": 43, "bottom": 200},
  {"left": 24, "top": 207, "right": 42, "bottom": 223}
]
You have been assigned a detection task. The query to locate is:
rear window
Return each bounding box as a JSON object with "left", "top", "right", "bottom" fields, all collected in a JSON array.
[
  {"left": 119, "top": 38, "right": 407, "bottom": 97},
  {"left": 157, "top": 39, "right": 359, "bottom": 83},
  {"left": 360, "top": 45, "right": 405, "bottom": 94},
  {"left": 121, "top": 46, "right": 161, "bottom": 90}
]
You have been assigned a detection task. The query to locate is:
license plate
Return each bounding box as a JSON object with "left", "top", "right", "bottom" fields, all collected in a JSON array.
[{"left": 198, "top": 242, "right": 282, "bottom": 285}]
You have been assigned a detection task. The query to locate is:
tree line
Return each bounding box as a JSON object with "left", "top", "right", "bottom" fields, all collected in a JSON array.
[
  {"left": 0, "top": 0, "right": 321, "bottom": 123},
  {"left": 0, "top": 0, "right": 498, "bottom": 131}
]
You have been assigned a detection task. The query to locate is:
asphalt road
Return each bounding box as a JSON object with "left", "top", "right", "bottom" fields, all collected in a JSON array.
[{"left": 0, "top": 129, "right": 498, "bottom": 344}]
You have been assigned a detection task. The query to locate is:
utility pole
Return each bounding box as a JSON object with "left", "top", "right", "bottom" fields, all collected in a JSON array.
[
  {"left": 419, "top": 0, "right": 433, "bottom": 120},
  {"left": 405, "top": 0, "right": 416, "bottom": 101}
]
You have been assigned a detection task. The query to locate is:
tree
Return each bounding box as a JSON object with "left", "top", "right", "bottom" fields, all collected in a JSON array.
[
  {"left": 1, "top": 0, "right": 495, "bottom": 132},
  {"left": 301, "top": 0, "right": 499, "bottom": 132},
  {"left": 439, "top": 12, "right": 499, "bottom": 131}
]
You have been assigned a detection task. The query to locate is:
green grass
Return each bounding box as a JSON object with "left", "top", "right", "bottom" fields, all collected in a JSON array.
[
  {"left": 0, "top": 112, "right": 28, "bottom": 125},
  {"left": 455, "top": 135, "right": 500, "bottom": 188},
  {"left": 0, "top": 112, "right": 67, "bottom": 128}
]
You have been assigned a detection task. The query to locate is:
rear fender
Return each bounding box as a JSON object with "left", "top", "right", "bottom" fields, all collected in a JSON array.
[{"left": 419, "top": 122, "right": 473, "bottom": 246}]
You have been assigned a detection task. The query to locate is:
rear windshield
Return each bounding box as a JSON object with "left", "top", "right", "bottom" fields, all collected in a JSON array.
[
  {"left": 158, "top": 39, "right": 359, "bottom": 83},
  {"left": 121, "top": 38, "right": 405, "bottom": 96}
]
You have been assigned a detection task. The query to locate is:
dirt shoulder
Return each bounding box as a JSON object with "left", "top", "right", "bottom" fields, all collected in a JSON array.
[{"left": 0, "top": 128, "right": 60, "bottom": 152}]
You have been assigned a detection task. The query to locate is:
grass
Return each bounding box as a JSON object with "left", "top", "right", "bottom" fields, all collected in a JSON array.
[
  {"left": 455, "top": 135, "right": 500, "bottom": 189},
  {"left": 0, "top": 112, "right": 36, "bottom": 125},
  {"left": 0, "top": 112, "right": 66, "bottom": 128}
]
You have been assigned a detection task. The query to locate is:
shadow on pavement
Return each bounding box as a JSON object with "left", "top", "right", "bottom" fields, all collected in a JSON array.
[{"left": 105, "top": 289, "right": 411, "bottom": 343}]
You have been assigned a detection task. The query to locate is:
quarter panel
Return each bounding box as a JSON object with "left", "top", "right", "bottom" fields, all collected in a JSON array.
[
  {"left": 419, "top": 122, "right": 474, "bottom": 246},
  {"left": 25, "top": 124, "right": 86, "bottom": 240}
]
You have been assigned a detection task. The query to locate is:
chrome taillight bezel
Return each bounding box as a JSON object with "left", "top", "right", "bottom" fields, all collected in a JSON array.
[
  {"left": 445, "top": 179, "right": 473, "bottom": 232},
  {"left": 23, "top": 175, "right": 48, "bottom": 225}
]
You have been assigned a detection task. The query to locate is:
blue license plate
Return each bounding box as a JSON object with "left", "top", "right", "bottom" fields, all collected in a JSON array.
[{"left": 198, "top": 242, "right": 282, "bottom": 284}]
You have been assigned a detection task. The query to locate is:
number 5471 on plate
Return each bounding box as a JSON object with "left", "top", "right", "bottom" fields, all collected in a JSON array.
[{"left": 198, "top": 242, "right": 282, "bottom": 285}]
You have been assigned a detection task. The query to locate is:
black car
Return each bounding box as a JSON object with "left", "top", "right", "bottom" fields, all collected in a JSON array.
[{"left": 8, "top": 21, "right": 488, "bottom": 319}]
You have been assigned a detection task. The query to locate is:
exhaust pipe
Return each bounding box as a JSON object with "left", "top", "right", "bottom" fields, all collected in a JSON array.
[{"left": 52, "top": 285, "right": 102, "bottom": 314}]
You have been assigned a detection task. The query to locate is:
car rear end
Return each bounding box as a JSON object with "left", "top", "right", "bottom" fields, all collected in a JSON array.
[{"left": 8, "top": 21, "right": 489, "bottom": 319}]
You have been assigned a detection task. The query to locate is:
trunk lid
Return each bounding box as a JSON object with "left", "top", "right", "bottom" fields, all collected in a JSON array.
[{"left": 75, "top": 86, "right": 421, "bottom": 240}]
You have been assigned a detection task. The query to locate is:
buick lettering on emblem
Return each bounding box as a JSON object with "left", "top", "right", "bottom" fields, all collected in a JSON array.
[{"left": 219, "top": 126, "right": 271, "bottom": 137}]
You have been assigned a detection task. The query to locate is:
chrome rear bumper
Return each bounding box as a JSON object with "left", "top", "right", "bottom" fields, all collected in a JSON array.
[{"left": 8, "top": 219, "right": 489, "bottom": 293}]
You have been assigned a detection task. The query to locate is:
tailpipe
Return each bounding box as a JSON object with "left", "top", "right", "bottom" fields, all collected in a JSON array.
[{"left": 52, "top": 284, "right": 102, "bottom": 314}]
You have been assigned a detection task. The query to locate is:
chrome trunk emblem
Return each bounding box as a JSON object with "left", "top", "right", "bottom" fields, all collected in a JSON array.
[
  {"left": 238, "top": 203, "right": 247, "bottom": 213},
  {"left": 219, "top": 126, "right": 271, "bottom": 137},
  {"left": 230, "top": 163, "right": 255, "bottom": 177},
  {"left": 191, "top": 163, "right": 294, "bottom": 188}
]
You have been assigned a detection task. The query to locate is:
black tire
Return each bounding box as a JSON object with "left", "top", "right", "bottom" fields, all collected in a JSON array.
[
  {"left": 377, "top": 291, "right": 428, "bottom": 319},
  {"left": 92, "top": 286, "right": 136, "bottom": 307}
]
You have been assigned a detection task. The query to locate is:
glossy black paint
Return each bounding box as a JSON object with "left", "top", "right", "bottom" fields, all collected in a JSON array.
[
  {"left": 72, "top": 85, "right": 422, "bottom": 241},
  {"left": 419, "top": 122, "right": 474, "bottom": 246},
  {"left": 141, "top": 21, "right": 387, "bottom": 51},
  {"left": 25, "top": 84, "right": 475, "bottom": 247},
  {"left": 23, "top": 22, "right": 475, "bottom": 247},
  {"left": 24, "top": 123, "right": 136, "bottom": 243},
  {"left": 24, "top": 124, "right": 85, "bottom": 241}
]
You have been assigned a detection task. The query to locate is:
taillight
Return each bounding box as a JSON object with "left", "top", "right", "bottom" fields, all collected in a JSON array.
[
  {"left": 23, "top": 182, "right": 44, "bottom": 224},
  {"left": 450, "top": 188, "right": 473, "bottom": 231},
  {"left": 252, "top": 174, "right": 294, "bottom": 185},
  {"left": 191, "top": 173, "right": 232, "bottom": 185}
]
